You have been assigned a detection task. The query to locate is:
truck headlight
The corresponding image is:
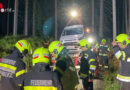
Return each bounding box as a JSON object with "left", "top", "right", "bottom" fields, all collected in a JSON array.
[{"left": 88, "top": 37, "right": 94, "bottom": 43}]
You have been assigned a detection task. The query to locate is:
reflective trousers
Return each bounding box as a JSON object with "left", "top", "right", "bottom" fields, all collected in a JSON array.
[
  {"left": 99, "top": 56, "right": 108, "bottom": 68},
  {"left": 82, "top": 77, "right": 93, "bottom": 90}
]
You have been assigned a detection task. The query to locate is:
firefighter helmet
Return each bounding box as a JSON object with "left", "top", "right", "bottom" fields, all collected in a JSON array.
[
  {"left": 48, "top": 41, "right": 64, "bottom": 57},
  {"left": 116, "top": 33, "right": 129, "bottom": 46},
  {"left": 32, "top": 47, "right": 50, "bottom": 65},
  {"left": 78, "top": 39, "right": 90, "bottom": 48},
  {"left": 101, "top": 38, "right": 106, "bottom": 43},
  {"left": 15, "top": 40, "right": 32, "bottom": 54}
]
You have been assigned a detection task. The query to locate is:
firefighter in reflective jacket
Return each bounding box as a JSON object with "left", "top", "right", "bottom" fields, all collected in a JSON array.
[
  {"left": 0, "top": 40, "right": 32, "bottom": 90},
  {"left": 97, "top": 39, "right": 110, "bottom": 69},
  {"left": 18, "top": 47, "right": 62, "bottom": 90},
  {"left": 78, "top": 39, "right": 96, "bottom": 90},
  {"left": 48, "top": 41, "right": 79, "bottom": 90},
  {"left": 112, "top": 33, "right": 130, "bottom": 90}
]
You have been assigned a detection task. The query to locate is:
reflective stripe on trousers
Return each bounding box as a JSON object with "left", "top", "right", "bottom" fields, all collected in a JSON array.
[
  {"left": 117, "top": 74, "right": 130, "bottom": 82},
  {"left": 24, "top": 86, "right": 57, "bottom": 90}
]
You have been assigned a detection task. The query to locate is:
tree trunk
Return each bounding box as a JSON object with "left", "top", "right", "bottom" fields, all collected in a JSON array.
[
  {"left": 99, "top": 0, "right": 103, "bottom": 38},
  {"left": 125, "top": 0, "right": 128, "bottom": 34},
  {"left": 92, "top": 0, "right": 94, "bottom": 32},
  {"left": 128, "top": 0, "right": 130, "bottom": 34},
  {"left": 7, "top": 0, "right": 10, "bottom": 35},
  {"left": 112, "top": 0, "right": 117, "bottom": 39},
  {"left": 55, "top": 0, "right": 58, "bottom": 40},
  {"left": 24, "top": 0, "right": 28, "bottom": 36},
  {"left": 13, "top": 0, "right": 18, "bottom": 36},
  {"left": 32, "top": 0, "right": 36, "bottom": 36}
]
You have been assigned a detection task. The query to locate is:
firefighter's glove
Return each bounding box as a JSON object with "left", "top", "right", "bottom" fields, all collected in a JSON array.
[
  {"left": 88, "top": 74, "right": 93, "bottom": 82},
  {"left": 89, "top": 71, "right": 92, "bottom": 74},
  {"left": 88, "top": 79, "right": 93, "bottom": 82},
  {"left": 89, "top": 71, "right": 94, "bottom": 77}
]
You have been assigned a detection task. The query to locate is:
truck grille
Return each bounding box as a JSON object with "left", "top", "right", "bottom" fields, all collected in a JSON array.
[{"left": 63, "top": 42, "right": 78, "bottom": 46}]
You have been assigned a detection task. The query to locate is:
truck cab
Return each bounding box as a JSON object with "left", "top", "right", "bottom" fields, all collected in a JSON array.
[{"left": 59, "top": 25, "right": 84, "bottom": 57}]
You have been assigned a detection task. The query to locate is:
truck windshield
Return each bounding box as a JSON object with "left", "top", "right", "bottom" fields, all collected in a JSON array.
[{"left": 62, "top": 27, "right": 84, "bottom": 36}]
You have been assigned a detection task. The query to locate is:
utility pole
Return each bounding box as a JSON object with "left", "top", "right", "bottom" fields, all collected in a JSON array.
[
  {"left": 55, "top": 0, "right": 57, "bottom": 40},
  {"left": 24, "top": 0, "right": 28, "bottom": 36},
  {"left": 32, "top": 0, "right": 36, "bottom": 36},
  {"left": 112, "top": 0, "right": 117, "bottom": 39},
  {"left": 92, "top": 0, "right": 94, "bottom": 32},
  {"left": 99, "top": 0, "right": 103, "bottom": 37},
  {"left": 13, "top": 0, "right": 18, "bottom": 36}
]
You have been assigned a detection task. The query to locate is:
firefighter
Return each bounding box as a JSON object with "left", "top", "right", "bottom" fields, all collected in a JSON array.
[
  {"left": 48, "top": 41, "right": 79, "bottom": 90},
  {"left": 93, "top": 43, "right": 99, "bottom": 58},
  {"left": 0, "top": 40, "right": 31, "bottom": 90},
  {"left": 93, "top": 43, "right": 99, "bottom": 53},
  {"left": 78, "top": 39, "right": 96, "bottom": 90},
  {"left": 112, "top": 33, "right": 130, "bottom": 90},
  {"left": 98, "top": 38, "right": 110, "bottom": 69},
  {"left": 18, "top": 47, "right": 62, "bottom": 90}
]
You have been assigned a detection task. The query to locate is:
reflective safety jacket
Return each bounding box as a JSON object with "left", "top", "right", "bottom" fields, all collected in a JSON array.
[
  {"left": 19, "top": 63, "right": 62, "bottom": 90},
  {"left": 55, "top": 48, "right": 79, "bottom": 90},
  {"left": 94, "top": 43, "right": 99, "bottom": 50},
  {"left": 79, "top": 48, "right": 96, "bottom": 79},
  {"left": 98, "top": 44, "right": 110, "bottom": 56},
  {"left": 113, "top": 44, "right": 130, "bottom": 82},
  {"left": 0, "top": 49, "right": 26, "bottom": 90}
]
